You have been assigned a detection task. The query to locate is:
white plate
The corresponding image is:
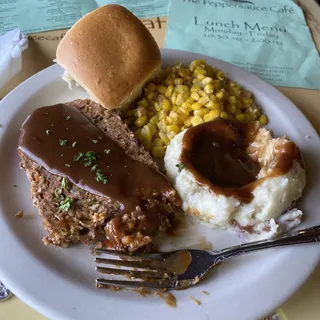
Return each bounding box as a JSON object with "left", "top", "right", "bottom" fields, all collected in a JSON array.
[{"left": 0, "top": 49, "right": 319, "bottom": 320}]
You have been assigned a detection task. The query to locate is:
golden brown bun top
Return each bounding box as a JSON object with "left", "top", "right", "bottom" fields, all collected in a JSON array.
[{"left": 56, "top": 5, "right": 161, "bottom": 109}]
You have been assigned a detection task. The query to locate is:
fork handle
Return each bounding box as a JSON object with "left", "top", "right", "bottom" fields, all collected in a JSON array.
[{"left": 210, "top": 225, "right": 320, "bottom": 264}]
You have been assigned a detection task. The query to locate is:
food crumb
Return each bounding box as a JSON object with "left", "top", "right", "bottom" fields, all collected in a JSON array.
[
  {"left": 15, "top": 210, "right": 24, "bottom": 218},
  {"left": 96, "top": 284, "right": 122, "bottom": 291},
  {"left": 133, "top": 288, "right": 152, "bottom": 297},
  {"left": 190, "top": 296, "right": 201, "bottom": 305},
  {"left": 201, "top": 291, "right": 209, "bottom": 295},
  {"left": 192, "top": 276, "right": 200, "bottom": 285},
  {"left": 13, "top": 184, "right": 18, "bottom": 187},
  {"left": 305, "top": 135, "right": 311, "bottom": 139},
  {"left": 95, "top": 241, "right": 102, "bottom": 249},
  {"left": 90, "top": 248, "right": 95, "bottom": 256},
  {"left": 157, "top": 292, "right": 177, "bottom": 308},
  {"left": 109, "top": 285, "right": 121, "bottom": 291},
  {"left": 43, "top": 236, "right": 50, "bottom": 245}
]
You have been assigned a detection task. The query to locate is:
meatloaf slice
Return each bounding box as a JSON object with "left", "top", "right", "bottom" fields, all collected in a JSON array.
[{"left": 19, "top": 99, "right": 180, "bottom": 251}]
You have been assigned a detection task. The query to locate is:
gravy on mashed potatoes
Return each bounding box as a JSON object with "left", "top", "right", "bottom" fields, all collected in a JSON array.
[{"left": 165, "top": 119, "right": 306, "bottom": 240}]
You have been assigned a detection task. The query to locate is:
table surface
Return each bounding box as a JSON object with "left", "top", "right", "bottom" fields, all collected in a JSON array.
[{"left": 1, "top": 1, "right": 320, "bottom": 319}]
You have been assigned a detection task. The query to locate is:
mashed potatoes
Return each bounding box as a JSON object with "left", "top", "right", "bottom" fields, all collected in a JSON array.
[{"left": 164, "top": 125, "right": 306, "bottom": 240}]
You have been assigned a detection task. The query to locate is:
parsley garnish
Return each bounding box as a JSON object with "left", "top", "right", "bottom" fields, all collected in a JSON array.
[
  {"left": 91, "top": 139, "right": 98, "bottom": 144},
  {"left": 66, "top": 116, "right": 71, "bottom": 120},
  {"left": 73, "top": 152, "right": 84, "bottom": 161},
  {"left": 61, "top": 177, "right": 69, "bottom": 190},
  {"left": 96, "top": 169, "right": 108, "bottom": 184},
  {"left": 59, "top": 197, "right": 73, "bottom": 212},
  {"left": 104, "top": 149, "right": 111, "bottom": 154},
  {"left": 91, "top": 164, "right": 98, "bottom": 171},
  {"left": 59, "top": 139, "right": 67, "bottom": 146},
  {"left": 72, "top": 141, "right": 77, "bottom": 148},
  {"left": 46, "top": 130, "right": 51, "bottom": 135},
  {"left": 65, "top": 164, "right": 71, "bottom": 168},
  {"left": 84, "top": 151, "right": 97, "bottom": 167},
  {"left": 176, "top": 163, "right": 185, "bottom": 172},
  {"left": 89, "top": 199, "right": 97, "bottom": 205}
]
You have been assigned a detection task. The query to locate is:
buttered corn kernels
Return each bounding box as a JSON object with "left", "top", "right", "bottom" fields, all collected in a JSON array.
[
  {"left": 191, "top": 116, "right": 204, "bottom": 126},
  {"left": 123, "top": 60, "right": 268, "bottom": 158}
]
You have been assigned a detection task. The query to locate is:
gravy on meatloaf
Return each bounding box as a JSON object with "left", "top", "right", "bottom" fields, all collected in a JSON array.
[{"left": 19, "top": 104, "right": 179, "bottom": 249}]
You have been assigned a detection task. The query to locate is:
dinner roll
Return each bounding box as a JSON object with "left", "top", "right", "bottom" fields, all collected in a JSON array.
[{"left": 56, "top": 4, "right": 161, "bottom": 110}]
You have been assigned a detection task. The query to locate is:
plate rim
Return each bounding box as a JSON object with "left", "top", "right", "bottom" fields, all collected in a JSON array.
[{"left": 0, "top": 48, "right": 319, "bottom": 320}]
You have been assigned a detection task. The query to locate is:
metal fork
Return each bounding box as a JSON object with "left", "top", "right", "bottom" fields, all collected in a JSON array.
[
  {"left": 95, "top": 225, "right": 320, "bottom": 291},
  {"left": 0, "top": 281, "right": 12, "bottom": 302}
]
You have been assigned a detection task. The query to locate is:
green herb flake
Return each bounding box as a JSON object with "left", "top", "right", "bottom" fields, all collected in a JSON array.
[
  {"left": 73, "top": 152, "right": 84, "bottom": 161},
  {"left": 96, "top": 169, "right": 108, "bottom": 184},
  {"left": 91, "top": 164, "right": 98, "bottom": 172},
  {"left": 61, "top": 177, "right": 69, "bottom": 190},
  {"left": 72, "top": 141, "right": 77, "bottom": 148},
  {"left": 84, "top": 151, "right": 97, "bottom": 167},
  {"left": 0, "top": 124, "right": 3, "bottom": 128},
  {"left": 59, "top": 139, "right": 67, "bottom": 146},
  {"left": 66, "top": 116, "right": 71, "bottom": 120},
  {"left": 104, "top": 149, "right": 111, "bottom": 155},
  {"left": 45, "top": 129, "right": 51, "bottom": 135},
  {"left": 44, "top": 112, "right": 49, "bottom": 115},
  {"left": 91, "top": 139, "right": 98, "bottom": 144},
  {"left": 59, "top": 197, "right": 73, "bottom": 212},
  {"left": 85, "top": 151, "right": 96, "bottom": 158},
  {"left": 65, "top": 164, "right": 71, "bottom": 168},
  {"left": 175, "top": 163, "right": 185, "bottom": 172},
  {"left": 89, "top": 199, "right": 97, "bottom": 205}
]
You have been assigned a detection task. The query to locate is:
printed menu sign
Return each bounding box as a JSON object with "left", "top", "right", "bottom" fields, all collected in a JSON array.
[
  {"left": 165, "top": 0, "right": 320, "bottom": 89},
  {"left": 96, "top": 0, "right": 169, "bottom": 17},
  {"left": 0, "top": 0, "right": 168, "bottom": 35},
  {"left": 0, "top": 0, "right": 96, "bottom": 34}
]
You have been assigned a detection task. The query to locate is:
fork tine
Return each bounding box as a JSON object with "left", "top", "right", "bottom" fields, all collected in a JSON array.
[
  {"left": 96, "top": 266, "right": 171, "bottom": 279},
  {"left": 95, "top": 248, "right": 164, "bottom": 260},
  {"left": 95, "top": 257, "right": 169, "bottom": 270},
  {"left": 96, "top": 278, "right": 170, "bottom": 290}
]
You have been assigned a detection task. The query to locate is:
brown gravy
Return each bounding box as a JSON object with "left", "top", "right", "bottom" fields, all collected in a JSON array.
[
  {"left": 181, "top": 119, "right": 300, "bottom": 203},
  {"left": 163, "top": 250, "right": 192, "bottom": 274},
  {"left": 18, "top": 104, "right": 174, "bottom": 216}
]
